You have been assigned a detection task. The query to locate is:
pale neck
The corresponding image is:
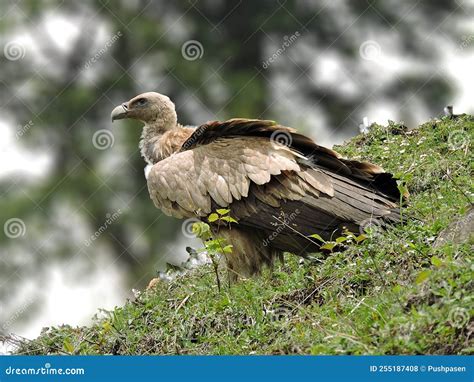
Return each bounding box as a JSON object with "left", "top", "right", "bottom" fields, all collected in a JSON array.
[{"left": 139, "top": 120, "right": 192, "bottom": 165}]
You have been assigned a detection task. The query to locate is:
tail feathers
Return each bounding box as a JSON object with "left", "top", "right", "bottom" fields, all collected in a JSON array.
[{"left": 371, "top": 172, "right": 402, "bottom": 202}]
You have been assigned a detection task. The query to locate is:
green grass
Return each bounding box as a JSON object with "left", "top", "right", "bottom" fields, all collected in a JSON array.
[{"left": 10, "top": 115, "right": 473, "bottom": 355}]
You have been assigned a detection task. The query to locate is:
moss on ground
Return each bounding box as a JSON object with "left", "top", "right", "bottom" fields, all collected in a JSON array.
[{"left": 9, "top": 115, "right": 473, "bottom": 355}]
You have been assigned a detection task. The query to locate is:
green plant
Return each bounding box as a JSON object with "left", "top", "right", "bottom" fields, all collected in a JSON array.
[{"left": 192, "top": 209, "right": 237, "bottom": 290}]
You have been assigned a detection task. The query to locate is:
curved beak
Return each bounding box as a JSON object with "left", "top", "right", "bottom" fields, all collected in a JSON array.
[{"left": 111, "top": 103, "right": 129, "bottom": 122}]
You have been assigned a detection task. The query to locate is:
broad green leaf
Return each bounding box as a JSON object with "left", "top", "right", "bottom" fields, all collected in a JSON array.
[
  {"left": 220, "top": 216, "right": 238, "bottom": 223},
  {"left": 216, "top": 208, "right": 230, "bottom": 215},
  {"left": 344, "top": 231, "right": 356, "bottom": 239},
  {"left": 415, "top": 269, "right": 431, "bottom": 284},
  {"left": 431, "top": 256, "right": 443, "bottom": 267},
  {"left": 215, "top": 238, "right": 227, "bottom": 246},
  {"left": 392, "top": 285, "right": 402, "bottom": 293},
  {"left": 335, "top": 236, "right": 347, "bottom": 243},
  {"left": 192, "top": 222, "right": 211, "bottom": 240},
  {"left": 63, "top": 339, "right": 74, "bottom": 353},
  {"left": 207, "top": 241, "right": 221, "bottom": 251},
  {"left": 208, "top": 213, "right": 219, "bottom": 222},
  {"left": 309, "top": 233, "right": 325, "bottom": 243},
  {"left": 355, "top": 234, "right": 367, "bottom": 243},
  {"left": 223, "top": 245, "right": 233, "bottom": 254},
  {"left": 320, "top": 242, "right": 336, "bottom": 251},
  {"left": 102, "top": 321, "right": 112, "bottom": 332}
]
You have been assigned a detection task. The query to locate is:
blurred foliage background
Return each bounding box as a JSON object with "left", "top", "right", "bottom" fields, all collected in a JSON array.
[{"left": 0, "top": 0, "right": 472, "bottom": 345}]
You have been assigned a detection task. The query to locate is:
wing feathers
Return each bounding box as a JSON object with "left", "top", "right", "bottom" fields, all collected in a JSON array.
[{"left": 148, "top": 138, "right": 303, "bottom": 217}]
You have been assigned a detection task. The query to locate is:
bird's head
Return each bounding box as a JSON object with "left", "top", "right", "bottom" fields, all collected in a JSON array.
[{"left": 111, "top": 92, "right": 177, "bottom": 129}]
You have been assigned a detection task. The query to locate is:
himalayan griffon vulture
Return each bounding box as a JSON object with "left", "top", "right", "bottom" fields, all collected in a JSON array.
[{"left": 111, "top": 92, "right": 401, "bottom": 278}]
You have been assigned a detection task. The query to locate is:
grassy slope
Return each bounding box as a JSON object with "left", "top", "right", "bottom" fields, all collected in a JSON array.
[{"left": 13, "top": 115, "right": 473, "bottom": 355}]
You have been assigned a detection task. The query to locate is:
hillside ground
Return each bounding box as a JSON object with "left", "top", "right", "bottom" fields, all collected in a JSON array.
[{"left": 6, "top": 115, "right": 473, "bottom": 355}]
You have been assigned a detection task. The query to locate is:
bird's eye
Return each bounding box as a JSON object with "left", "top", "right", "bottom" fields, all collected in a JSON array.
[{"left": 135, "top": 98, "right": 147, "bottom": 106}]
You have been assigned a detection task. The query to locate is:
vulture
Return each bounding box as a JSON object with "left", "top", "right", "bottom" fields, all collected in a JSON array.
[{"left": 111, "top": 92, "right": 402, "bottom": 279}]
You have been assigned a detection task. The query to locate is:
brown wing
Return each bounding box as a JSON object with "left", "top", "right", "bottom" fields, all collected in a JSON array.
[
  {"left": 147, "top": 136, "right": 336, "bottom": 219},
  {"left": 180, "top": 118, "right": 401, "bottom": 201}
]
